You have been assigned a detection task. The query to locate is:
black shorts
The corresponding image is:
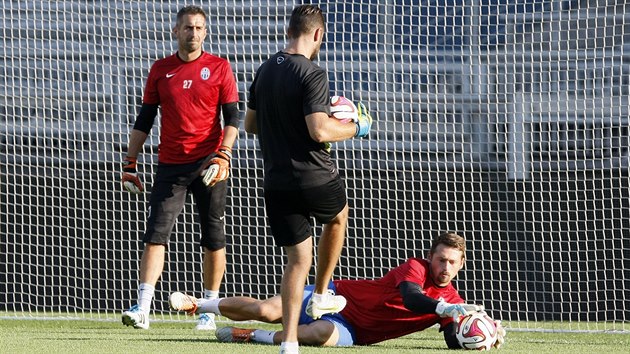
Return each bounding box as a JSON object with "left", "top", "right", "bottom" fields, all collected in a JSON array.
[
  {"left": 143, "top": 159, "right": 227, "bottom": 251},
  {"left": 264, "top": 177, "right": 347, "bottom": 247}
]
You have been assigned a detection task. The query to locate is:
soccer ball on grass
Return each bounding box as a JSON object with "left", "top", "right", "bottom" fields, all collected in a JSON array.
[{"left": 456, "top": 312, "right": 499, "bottom": 350}]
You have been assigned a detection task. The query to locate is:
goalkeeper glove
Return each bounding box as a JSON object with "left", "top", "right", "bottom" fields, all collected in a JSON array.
[
  {"left": 493, "top": 319, "right": 506, "bottom": 349},
  {"left": 202, "top": 145, "right": 232, "bottom": 187},
  {"left": 354, "top": 102, "right": 373, "bottom": 138},
  {"left": 435, "top": 300, "right": 483, "bottom": 323},
  {"left": 121, "top": 156, "right": 143, "bottom": 194}
]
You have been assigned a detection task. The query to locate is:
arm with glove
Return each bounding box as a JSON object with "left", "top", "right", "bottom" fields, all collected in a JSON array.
[
  {"left": 399, "top": 281, "right": 483, "bottom": 322},
  {"left": 201, "top": 108, "right": 239, "bottom": 187},
  {"left": 311, "top": 98, "right": 374, "bottom": 149},
  {"left": 121, "top": 129, "right": 149, "bottom": 194},
  {"left": 202, "top": 145, "right": 233, "bottom": 187},
  {"left": 121, "top": 103, "right": 157, "bottom": 194}
]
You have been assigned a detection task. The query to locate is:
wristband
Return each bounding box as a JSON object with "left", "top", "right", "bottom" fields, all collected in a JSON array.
[
  {"left": 123, "top": 156, "right": 137, "bottom": 172},
  {"left": 217, "top": 145, "right": 232, "bottom": 160}
]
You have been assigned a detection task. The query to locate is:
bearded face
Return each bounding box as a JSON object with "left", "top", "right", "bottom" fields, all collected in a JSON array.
[
  {"left": 174, "top": 14, "right": 207, "bottom": 55},
  {"left": 428, "top": 244, "right": 464, "bottom": 287}
]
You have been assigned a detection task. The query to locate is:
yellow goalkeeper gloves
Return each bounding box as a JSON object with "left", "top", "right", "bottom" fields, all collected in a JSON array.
[{"left": 354, "top": 102, "right": 373, "bottom": 138}]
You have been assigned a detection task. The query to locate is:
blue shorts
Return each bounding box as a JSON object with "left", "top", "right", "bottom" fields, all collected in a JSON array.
[{"left": 299, "top": 282, "right": 356, "bottom": 346}]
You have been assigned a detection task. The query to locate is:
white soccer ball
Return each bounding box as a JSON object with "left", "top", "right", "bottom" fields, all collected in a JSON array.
[
  {"left": 456, "top": 312, "right": 499, "bottom": 350},
  {"left": 330, "top": 95, "right": 358, "bottom": 123}
]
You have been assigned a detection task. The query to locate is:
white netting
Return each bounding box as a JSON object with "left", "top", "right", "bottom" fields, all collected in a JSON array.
[{"left": 0, "top": 0, "right": 628, "bottom": 331}]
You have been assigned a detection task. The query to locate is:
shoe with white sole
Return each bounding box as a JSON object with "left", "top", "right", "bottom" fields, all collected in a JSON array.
[
  {"left": 168, "top": 292, "right": 198, "bottom": 315},
  {"left": 196, "top": 312, "right": 216, "bottom": 330},
  {"left": 305, "top": 290, "right": 347, "bottom": 319},
  {"left": 122, "top": 304, "right": 149, "bottom": 329}
]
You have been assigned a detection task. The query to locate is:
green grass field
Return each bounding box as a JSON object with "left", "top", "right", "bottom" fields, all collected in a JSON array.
[{"left": 1, "top": 318, "right": 629, "bottom": 354}]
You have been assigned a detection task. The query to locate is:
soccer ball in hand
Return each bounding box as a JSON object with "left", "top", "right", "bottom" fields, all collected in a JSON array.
[
  {"left": 456, "top": 313, "right": 498, "bottom": 350},
  {"left": 330, "top": 95, "right": 358, "bottom": 123}
]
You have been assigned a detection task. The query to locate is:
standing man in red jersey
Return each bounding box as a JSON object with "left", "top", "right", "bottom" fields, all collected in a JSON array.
[{"left": 120, "top": 5, "right": 240, "bottom": 331}]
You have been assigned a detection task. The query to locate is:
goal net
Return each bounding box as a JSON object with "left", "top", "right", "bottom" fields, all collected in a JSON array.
[{"left": 1, "top": 0, "right": 628, "bottom": 332}]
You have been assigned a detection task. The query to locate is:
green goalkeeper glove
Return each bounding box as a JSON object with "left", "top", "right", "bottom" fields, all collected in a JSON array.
[
  {"left": 121, "top": 156, "right": 143, "bottom": 194},
  {"left": 435, "top": 300, "right": 483, "bottom": 323},
  {"left": 354, "top": 102, "right": 373, "bottom": 138}
]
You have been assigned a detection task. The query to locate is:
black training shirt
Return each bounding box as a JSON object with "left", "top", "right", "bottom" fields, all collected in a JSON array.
[{"left": 248, "top": 52, "right": 338, "bottom": 190}]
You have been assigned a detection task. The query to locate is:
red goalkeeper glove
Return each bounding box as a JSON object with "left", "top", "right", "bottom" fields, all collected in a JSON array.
[
  {"left": 202, "top": 145, "right": 232, "bottom": 187},
  {"left": 121, "top": 156, "right": 143, "bottom": 194}
]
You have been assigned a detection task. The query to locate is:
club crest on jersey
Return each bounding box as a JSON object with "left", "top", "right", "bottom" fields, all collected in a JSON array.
[
  {"left": 276, "top": 56, "right": 285, "bottom": 65},
  {"left": 200, "top": 67, "right": 211, "bottom": 80}
]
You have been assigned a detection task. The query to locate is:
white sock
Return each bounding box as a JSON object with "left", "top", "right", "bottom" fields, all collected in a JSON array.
[
  {"left": 197, "top": 298, "right": 223, "bottom": 316},
  {"left": 137, "top": 283, "right": 155, "bottom": 313},
  {"left": 252, "top": 329, "right": 276, "bottom": 344},
  {"left": 311, "top": 292, "right": 324, "bottom": 302},
  {"left": 204, "top": 289, "right": 219, "bottom": 299},
  {"left": 279, "top": 341, "right": 299, "bottom": 354}
]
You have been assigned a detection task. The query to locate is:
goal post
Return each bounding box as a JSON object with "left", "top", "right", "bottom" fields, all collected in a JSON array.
[{"left": 0, "top": 0, "right": 628, "bottom": 331}]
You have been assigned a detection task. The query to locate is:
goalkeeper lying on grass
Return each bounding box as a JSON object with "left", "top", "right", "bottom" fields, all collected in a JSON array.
[{"left": 169, "top": 232, "right": 506, "bottom": 349}]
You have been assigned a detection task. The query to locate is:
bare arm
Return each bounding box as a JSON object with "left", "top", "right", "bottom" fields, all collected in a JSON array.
[
  {"left": 220, "top": 125, "right": 239, "bottom": 149},
  {"left": 305, "top": 112, "right": 356, "bottom": 143},
  {"left": 244, "top": 109, "right": 257, "bottom": 134},
  {"left": 125, "top": 129, "right": 149, "bottom": 158}
]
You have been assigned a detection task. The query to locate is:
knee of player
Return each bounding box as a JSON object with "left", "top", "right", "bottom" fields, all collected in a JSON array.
[
  {"left": 299, "top": 332, "right": 329, "bottom": 346},
  {"left": 338, "top": 203, "right": 349, "bottom": 219},
  {"left": 251, "top": 304, "right": 280, "bottom": 323},
  {"left": 298, "top": 322, "right": 336, "bottom": 346},
  {"left": 330, "top": 203, "right": 350, "bottom": 223}
]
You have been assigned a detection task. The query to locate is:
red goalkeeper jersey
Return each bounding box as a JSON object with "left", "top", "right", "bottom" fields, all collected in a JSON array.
[
  {"left": 143, "top": 52, "right": 239, "bottom": 164},
  {"left": 333, "top": 258, "right": 464, "bottom": 345}
]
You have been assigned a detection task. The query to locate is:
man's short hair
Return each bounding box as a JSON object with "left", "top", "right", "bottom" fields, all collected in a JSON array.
[
  {"left": 430, "top": 232, "right": 466, "bottom": 257},
  {"left": 288, "top": 4, "right": 325, "bottom": 38},
  {"left": 177, "top": 5, "right": 207, "bottom": 24}
]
